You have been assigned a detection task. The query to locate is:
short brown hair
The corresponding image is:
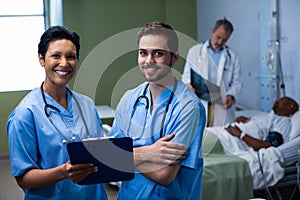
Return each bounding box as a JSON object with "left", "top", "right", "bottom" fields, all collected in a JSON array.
[{"left": 137, "top": 22, "right": 179, "bottom": 53}]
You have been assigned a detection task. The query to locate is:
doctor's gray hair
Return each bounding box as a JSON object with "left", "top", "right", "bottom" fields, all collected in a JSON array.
[
  {"left": 137, "top": 22, "right": 179, "bottom": 53},
  {"left": 213, "top": 18, "right": 234, "bottom": 34}
]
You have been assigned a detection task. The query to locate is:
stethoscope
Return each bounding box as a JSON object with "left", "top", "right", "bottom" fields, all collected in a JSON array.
[
  {"left": 127, "top": 80, "right": 178, "bottom": 140},
  {"left": 41, "top": 82, "right": 90, "bottom": 143},
  {"left": 198, "top": 43, "right": 232, "bottom": 69}
]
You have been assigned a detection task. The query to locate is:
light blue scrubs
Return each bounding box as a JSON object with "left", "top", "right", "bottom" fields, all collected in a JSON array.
[
  {"left": 110, "top": 80, "right": 206, "bottom": 200},
  {"left": 7, "top": 88, "right": 108, "bottom": 200}
]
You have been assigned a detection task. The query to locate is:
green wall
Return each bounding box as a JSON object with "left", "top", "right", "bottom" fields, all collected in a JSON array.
[
  {"left": 0, "top": 92, "right": 28, "bottom": 155},
  {"left": 0, "top": 0, "right": 197, "bottom": 155},
  {"left": 64, "top": 0, "right": 197, "bottom": 106}
]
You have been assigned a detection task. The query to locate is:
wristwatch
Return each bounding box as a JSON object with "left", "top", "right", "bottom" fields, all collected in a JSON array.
[{"left": 240, "top": 132, "right": 246, "bottom": 139}]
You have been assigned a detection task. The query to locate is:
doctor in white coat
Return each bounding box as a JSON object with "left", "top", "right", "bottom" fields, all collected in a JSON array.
[{"left": 182, "top": 18, "right": 242, "bottom": 126}]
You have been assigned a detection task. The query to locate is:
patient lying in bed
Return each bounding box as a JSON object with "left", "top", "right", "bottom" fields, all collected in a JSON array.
[{"left": 215, "top": 96, "right": 299, "bottom": 189}]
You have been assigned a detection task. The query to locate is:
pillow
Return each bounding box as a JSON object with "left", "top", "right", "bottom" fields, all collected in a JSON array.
[{"left": 289, "top": 111, "right": 300, "bottom": 140}]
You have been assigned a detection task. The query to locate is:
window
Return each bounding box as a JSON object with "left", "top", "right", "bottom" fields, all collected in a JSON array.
[{"left": 0, "top": 0, "right": 46, "bottom": 92}]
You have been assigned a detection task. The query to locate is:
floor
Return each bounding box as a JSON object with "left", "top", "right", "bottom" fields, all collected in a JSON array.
[{"left": 0, "top": 157, "right": 24, "bottom": 200}]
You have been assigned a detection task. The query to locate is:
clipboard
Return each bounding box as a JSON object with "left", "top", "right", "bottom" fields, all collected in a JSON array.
[
  {"left": 67, "top": 137, "right": 134, "bottom": 185},
  {"left": 190, "top": 68, "right": 224, "bottom": 104}
]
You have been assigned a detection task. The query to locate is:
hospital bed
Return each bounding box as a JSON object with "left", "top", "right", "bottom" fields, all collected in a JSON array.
[
  {"left": 201, "top": 129, "right": 254, "bottom": 199},
  {"left": 202, "top": 109, "right": 300, "bottom": 200}
]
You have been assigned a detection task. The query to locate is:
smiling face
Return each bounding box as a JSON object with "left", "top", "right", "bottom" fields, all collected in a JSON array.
[
  {"left": 138, "top": 34, "right": 178, "bottom": 85},
  {"left": 38, "top": 39, "right": 78, "bottom": 91}
]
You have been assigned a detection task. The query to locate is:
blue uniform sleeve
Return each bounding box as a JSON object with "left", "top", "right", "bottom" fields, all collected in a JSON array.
[
  {"left": 168, "top": 100, "right": 206, "bottom": 169},
  {"left": 7, "top": 109, "right": 40, "bottom": 176}
]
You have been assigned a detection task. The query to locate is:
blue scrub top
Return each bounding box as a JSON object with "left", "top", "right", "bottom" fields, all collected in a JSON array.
[
  {"left": 7, "top": 88, "right": 108, "bottom": 200},
  {"left": 110, "top": 80, "right": 206, "bottom": 200}
]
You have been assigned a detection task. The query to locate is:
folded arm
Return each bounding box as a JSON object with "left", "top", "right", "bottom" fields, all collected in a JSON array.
[{"left": 133, "top": 134, "right": 187, "bottom": 186}]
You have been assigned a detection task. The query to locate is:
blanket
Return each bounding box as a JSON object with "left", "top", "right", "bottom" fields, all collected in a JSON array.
[
  {"left": 201, "top": 129, "right": 253, "bottom": 199},
  {"left": 206, "top": 126, "right": 285, "bottom": 190}
]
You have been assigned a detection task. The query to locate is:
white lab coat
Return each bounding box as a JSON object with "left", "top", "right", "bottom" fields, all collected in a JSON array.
[{"left": 182, "top": 40, "right": 242, "bottom": 126}]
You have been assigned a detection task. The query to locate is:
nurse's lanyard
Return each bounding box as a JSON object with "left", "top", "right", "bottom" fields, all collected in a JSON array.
[
  {"left": 40, "top": 82, "right": 89, "bottom": 143},
  {"left": 127, "top": 80, "right": 178, "bottom": 140}
]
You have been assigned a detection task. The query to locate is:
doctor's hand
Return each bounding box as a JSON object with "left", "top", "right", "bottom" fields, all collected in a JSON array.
[
  {"left": 63, "top": 161, "right": 98, "bottom": 183},
  {"left": 151, "top": 134, "right": 187, "bottom": 164},
  {"left": 222, "top": 95, "right": 234, "bottom": 110},
  {"left": 134, "top": 134, "right": 187, "bottom": 166}
]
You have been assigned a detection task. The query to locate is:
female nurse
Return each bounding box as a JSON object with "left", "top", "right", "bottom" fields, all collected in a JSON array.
[{"left": 6, "top": 26, "right": 108, "bottom": 200}]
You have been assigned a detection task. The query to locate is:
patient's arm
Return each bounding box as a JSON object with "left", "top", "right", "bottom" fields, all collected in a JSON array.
[
  {"left": 242, "top": 134, "right": 272, "bottom": 150},
  {"left": 225, "top": 125, "right": 272, "bottom": 151}
]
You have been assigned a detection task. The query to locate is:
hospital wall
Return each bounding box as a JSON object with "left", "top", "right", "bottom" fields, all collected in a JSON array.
[
  {"left": 63, "top": 0, "right": 198, "bottom": 109},
  {"left": 0, "top": 0, "right": 197, "bottom": 155}
]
